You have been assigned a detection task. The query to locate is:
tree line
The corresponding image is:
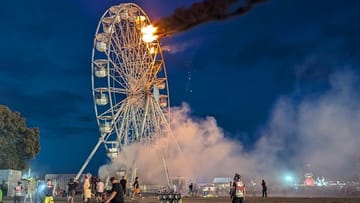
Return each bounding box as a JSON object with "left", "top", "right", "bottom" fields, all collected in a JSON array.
[{"left": 0, "top": 105, "right": 40, "bottom": 170}]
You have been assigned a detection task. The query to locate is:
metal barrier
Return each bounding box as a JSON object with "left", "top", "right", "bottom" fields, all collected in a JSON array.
[{"left": 157, "top": 193, "right": 182, "bottom": 203}]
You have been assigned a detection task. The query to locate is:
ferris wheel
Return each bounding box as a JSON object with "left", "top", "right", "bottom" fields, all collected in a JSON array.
[{"left": 76, "top": 3, "right": 171, "bottom": 180}]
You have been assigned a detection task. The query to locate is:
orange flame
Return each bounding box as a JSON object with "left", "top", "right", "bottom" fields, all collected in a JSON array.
[{"left": 141, "top": 25, "right": 158, "bottom": 43}]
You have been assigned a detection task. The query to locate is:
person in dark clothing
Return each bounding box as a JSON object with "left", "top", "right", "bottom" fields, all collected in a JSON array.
[
  {"left": 188, "top": 183, "right": 194, "bottom": 196},
  {"left": 131, "top": 177, "right": 141, "bottom": 199},
  {"left": 1, "top": 181, "right": 8, "bottom": 197},
  {"left": 119, "top": 176, "right": 127, "bottom": 196},
  {"left": 67, "top": 178, "right": 78, "bottom": 203},
  {"left": 104, "top": 177, "right": 124, "bottom": 203},
  {"left": 261, "top": 179, "right": 267, "bottom": 198}
]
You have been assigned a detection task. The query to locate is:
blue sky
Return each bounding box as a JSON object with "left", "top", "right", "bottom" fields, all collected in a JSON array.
[{"left": 1, "top": 0, "right": 360, "bottom": 177}]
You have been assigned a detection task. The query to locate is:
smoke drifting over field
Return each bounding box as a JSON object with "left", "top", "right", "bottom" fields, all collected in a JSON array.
[
  {"left": 154, "top": 0, "right": 267, "bottom": 38},
  {"left": 99, "top": 70, "right": 360, "bottom": 185}
]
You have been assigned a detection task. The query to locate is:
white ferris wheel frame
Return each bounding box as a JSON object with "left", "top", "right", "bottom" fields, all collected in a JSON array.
[{"left": 76, "top": 3, "right": 171, "bottom": 180}]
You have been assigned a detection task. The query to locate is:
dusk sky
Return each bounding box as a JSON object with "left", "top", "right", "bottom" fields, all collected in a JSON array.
[{"left": 1, "top": 0, "right": 360, "bottom": 180}]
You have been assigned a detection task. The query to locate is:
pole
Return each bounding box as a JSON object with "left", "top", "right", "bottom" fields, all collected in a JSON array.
[{"left": 75, "top": 137, "right": 104, "bottom": 180}]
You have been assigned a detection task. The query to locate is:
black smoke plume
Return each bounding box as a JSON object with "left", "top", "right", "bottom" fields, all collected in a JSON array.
[{"left": 154, "top": 0, "right": 267, "bottom": 38}]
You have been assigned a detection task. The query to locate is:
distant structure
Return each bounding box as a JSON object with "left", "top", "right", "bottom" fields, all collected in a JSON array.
[{"left": 0, "top": 169, "right": 22, "bottom": 196}]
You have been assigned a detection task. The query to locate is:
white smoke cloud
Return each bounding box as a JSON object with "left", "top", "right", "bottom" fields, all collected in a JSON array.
[
  {"left": 99, "top": 70, "right": 360, "bottom": 187},
  {"left": 254, "top": 70, "right": 360, "bottom": 180}
]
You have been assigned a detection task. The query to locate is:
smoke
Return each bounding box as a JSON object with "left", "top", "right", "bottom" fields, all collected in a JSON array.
[
  {"left": 253, "top": 70, "right": 360, "bottom": 180},
  {"left": 154, "top": 0, "right": 267, "bottom": 38},
  {"left": 99, "top": 70, "right": 360, "bottom": 186}
]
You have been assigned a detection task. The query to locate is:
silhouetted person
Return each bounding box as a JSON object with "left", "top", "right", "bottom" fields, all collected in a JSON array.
[
  {"left": 119, "top": 176, "right": 127, "bottom": 196},
  {"left": 1, "top": 181, "right": 8, "bottom": 197},
  {"left": 131, "top": 177, "right": 141, "bottom": 199},
  {"left": 261, "top": 179, "right": 267, "bottom": 198},
  {"left": 67, "top": 178, "right": 78, "bottom": 203},
  {"left": 188, "top": 183, "right": 193, "bottom": 196}
]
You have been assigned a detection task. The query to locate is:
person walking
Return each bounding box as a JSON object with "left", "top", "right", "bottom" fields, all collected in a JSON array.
[
  {"left": 131, "top": 177, "right": 141, "bottom": 199},
  {"left": 67, "top": 178, "right": 78, "bottom": 203},
  {"left": 104, "top": 177, "right": 124, "bottom": 203},
  {"left": 261, "top": 179, "right": 267, "bottom": 198}
]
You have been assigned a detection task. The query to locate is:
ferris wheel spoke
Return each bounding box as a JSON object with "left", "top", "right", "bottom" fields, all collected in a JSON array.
[
  {"left": 137, "top": 95, "right": 149, "bottom": 140},
  {"left": 109, "top": 42, "right": 128, "bottom": 76},
  {"left": 108, "top": 57, "right": 130, "bottom": 89},
  {"left": 150, "top": 99, "right": 164, "bottom": 134},
  {"left": 112, "top": 101, "right": 131, "bottom": 143},
  {"left": 109, "top": 87, "right": 130, "bottom": 95},
  {"left": 96, "top": 97, "right": 127, "bottom": 120}
]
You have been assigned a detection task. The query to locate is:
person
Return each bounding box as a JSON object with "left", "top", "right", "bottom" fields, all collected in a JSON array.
[
  {"left": 261, "top": 179, "right": 267, "bottom": 198},
  {"left": 0, "top": 188, "right": 3, "bottom": 203},
  {"left": 95, "top": 178, "right": 104, "bottom": 202},
  {"left": 131, "top": 177, "right": 141, "bottom": 199},
  {"left": 133, "top": 177, "right": 140, "bottom": 198},
  {"left": 34, "top": 180, "right": 45, "bottom": 203},
  {"left": 119, "top": 176, "right": 127, "bottom": 197},
  {"left": 14, "top": 181, "right": 23, "bottom": 203},
  {"left": 44, "top": 179, "right": 54, "bottom": 203},
  {"left": 188, "top": 182, "right": 193, "bottom": 196},
  {"left": 67, "top": 178, "right": 78, "bottom": 203},
  {"left": 83, "top": 173, "right": 92, "bottom": 203},
  {"left": 23, "top": 178, "right": 36, "bottom": 203},
  {"left": 1, "top": 181, "right": 8, "bottom": 197},
  {"left": 104, "top": 177, "right": 124, "bottom": 203},
  {"left": 231, "top": 174, "right": 245, "bottom": 203}
]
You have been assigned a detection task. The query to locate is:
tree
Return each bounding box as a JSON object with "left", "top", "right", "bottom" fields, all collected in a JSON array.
[{"left": 0, "top": 105, "right": 40, "bottom": 170}]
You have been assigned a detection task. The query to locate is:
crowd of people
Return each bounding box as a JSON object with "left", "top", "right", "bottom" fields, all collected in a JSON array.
[
  {"left": 3, "top": 172, "right": 358, "bottom": 203},
  {"left": 0, "top": 174, "right": 145, "bottom": 203},
  {"left": 65, "top": 174, "right": 142, "bottom": 203}
]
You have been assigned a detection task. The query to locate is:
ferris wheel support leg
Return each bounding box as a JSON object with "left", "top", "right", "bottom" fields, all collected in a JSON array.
[
  {"left": 161, "top": 150, "right": 171, "bottom": 188},
  {"left": 75, "top": 137, "right": 104, "bottom": 180}
]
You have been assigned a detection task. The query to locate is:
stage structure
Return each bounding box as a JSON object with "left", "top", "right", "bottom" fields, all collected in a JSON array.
[{"left": 76, "top": 3, "right": 173, "bottom": 185}]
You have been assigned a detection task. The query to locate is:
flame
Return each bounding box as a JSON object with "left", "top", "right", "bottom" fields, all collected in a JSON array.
[
  {"left": 141, "top": 25, "right": 158, "bottom": 43},
  {"left": 136, "top": 15, "right": 146, "bottom": 24}
]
